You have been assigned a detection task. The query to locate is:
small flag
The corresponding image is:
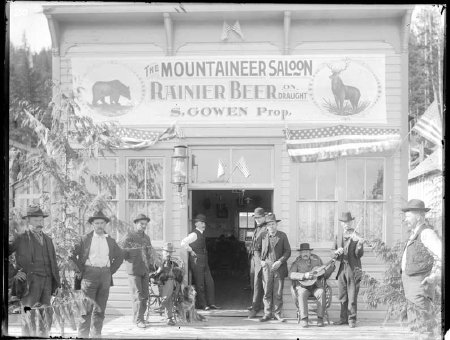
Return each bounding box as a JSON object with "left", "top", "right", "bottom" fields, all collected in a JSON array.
[
  {"left": 235, "top": 156, "right": 250, "bottom": 178},
  {"left": 221, "top": 21, "right": 244, "bottom": 41},
  {"left": 412, "top": 101, "right": 442, "bottom": 147},
  {"left": 217, "top": 159, "right": 226, "bottom": 178}
]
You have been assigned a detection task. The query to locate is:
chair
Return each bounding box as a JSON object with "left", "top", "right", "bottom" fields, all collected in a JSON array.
[{"left": 291, "top": 280, "right": 333, "bottom": 325}]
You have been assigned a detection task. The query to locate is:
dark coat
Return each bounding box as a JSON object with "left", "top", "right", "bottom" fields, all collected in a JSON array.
[
  {"left": 122, "top": 230, "right": 153, "bottom": 276},
  {"left": 255, "top": 230, "right": 291, "bottom": 278},
  {"left": 334, "top": 231, "right": 364, "bottom": 279},
  {"left": 70, "top": 231, "right": 124, "bottom": 286},
  {"left": 9, "top": 230, "right": 61, "bottom": 295}
]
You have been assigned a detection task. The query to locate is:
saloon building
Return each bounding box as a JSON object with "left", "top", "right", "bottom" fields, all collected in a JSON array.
[{"left": 43, "top": 4, "right": 413, "bottom": 319}]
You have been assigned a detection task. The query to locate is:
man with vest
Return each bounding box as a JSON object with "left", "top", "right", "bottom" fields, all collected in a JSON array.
[
  {"left": 333, "top": 211, "right": 364, "bottom": 328},
  {"left": 122, "top": 213, "right": 153, "bottom": 329},
  {"left": 248, "top": 207, "right": 267, "bottom": 318},
  {"left": 70, "top": 211, "right": 124, "bottom": 338},
  {"left": 400, "top": 199, "right": 441, "bottom": 332},
  {"left": 181, "top": 214, "right": 220, "bottom": 310},
  {"left": 9, "top": 205, "right": 60, "bottom": 337}
]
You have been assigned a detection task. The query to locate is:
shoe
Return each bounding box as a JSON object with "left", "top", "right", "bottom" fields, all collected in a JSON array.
[
  {"left": 273, "top": 314, "right": 286, "bottom": 322},
  {"left": 248, "top": 310, "right": 258, "bottom": 319},
  {"left": 349, "top": 320, "right": 356, "bottom": 328},
  {"left": 317, "top": 318, "right": 324, "bottom": 327},
  {"left": 144, "top": 320, "right": 151, "bottom": 326},
  {"left": 247, "top": 306, "right": 253, "bottom": 311},
  {"left": 300, "top": 318, "right": 309, "bottom": 328},
  {"left": 167, "top": 319, "right": 176, "bottom": 326},
  {"left": 259, "top": 315, "right": 271, "bottom": 322},
  {"left": 204, "top": 306, "right": 211, "bottom": 311},
  {"left": 136, "top": 321, "right": 147, "bottom": 328},
  {"left": 333, "top": 320, "right": 348, "bottom": 325},
  {"left": 209, "top": 305, "right": 221, "bottom": 309}
]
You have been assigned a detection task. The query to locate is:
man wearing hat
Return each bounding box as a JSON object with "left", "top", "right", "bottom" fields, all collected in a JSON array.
[
  {"left": 180, "top": 214, "right": 220, "bottom": 310},
  {"left": 289, "top": 243, "right": 335, "bottom": 327},
  {"left": 70, "top": 211, "right": 124, "bottom": 338},
  {"left": 9, "top": 205, "right": 60, "bottom": 337},
  {"left": 150, "top": 242, "right": 184, "bottom": 326},
  {"left": 121, "top": 214, "right": 154, "bottom": 328},
  {"left": 255, "top": 213, "right": 291, "bottom": 322},
  {"left": 248, "top": 207, "right": 268, "bottom": 318},
  {"left": 333, "top": 211, "right": 364, "bottom": 328},
  {"left": 400, "top": 199, "right": 441, "bottom": 331}
]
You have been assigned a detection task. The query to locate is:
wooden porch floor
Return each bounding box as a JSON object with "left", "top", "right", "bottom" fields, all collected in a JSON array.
[{"left": 6, "top": 313, "right": 424, "bottom": 339}]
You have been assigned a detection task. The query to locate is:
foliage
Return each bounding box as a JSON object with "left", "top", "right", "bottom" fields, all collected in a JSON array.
[{"left": 361, "top": 238, "right": 441, "bottom": 339}]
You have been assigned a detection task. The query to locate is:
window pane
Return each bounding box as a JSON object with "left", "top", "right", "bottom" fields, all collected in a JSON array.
[
  {"left": 126, "top": 201, "right": 164, "bottom": 240},
  {"left": 128, "top": 159, "right": 145, "bottom": 199},
  {"left": 98, "top": 158, "right": 117, "bottom": 199},
  {"left": 146, "top": 158, "right": 164, "bottom": 199},
  {"left": 298, "top": 202, "right": 315, "bottom": 241},
  {"left": 366, "top": 202, "right": 383, "bottom": 239},
  {"left": 317, "top": 162, "right": 336, "bottom": 199},
  {"left": 316, "top": 202, "right": 336, "bottom": 242},
  {"left": 191, "top": 149, "right": 229, "bottom": 184},
  {"left": 345, "top": 202, "right": 364, "bottom": 233},
  {"left": 231, "top": 149, "right": 272, "bottom": 183},
  {"left": 298, "top": 202, "right": 336, "bottom": 243},
  {"left": 298, "top": 163, "right": 316, "bottom": 200},
  {"left": 366, "top": 159, "right": 384, "bottom": 200},
  {"left": 347, "top": 159, "right": 365, "bottom": 200},
  {"left": 85, "top": 159, "right": 98, "bottom": 195}
]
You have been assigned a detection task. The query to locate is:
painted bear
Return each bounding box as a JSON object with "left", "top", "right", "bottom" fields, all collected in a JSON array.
[{"left": 92, "top": 80, "right": 131, "bottom": 106}]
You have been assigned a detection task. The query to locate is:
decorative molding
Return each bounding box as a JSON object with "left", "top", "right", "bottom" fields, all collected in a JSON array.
[
  {"left": 61, "top": 43, "right": 164, "bottom": 56},
  {"left": 175, "top": 41, "right": 280, "bottom": 55},
  {"left": 283, "top": 11, "right": 291, "bottom": 55},
  {"left": 163, "top": 13, "right": 173, "bottom": 56}
]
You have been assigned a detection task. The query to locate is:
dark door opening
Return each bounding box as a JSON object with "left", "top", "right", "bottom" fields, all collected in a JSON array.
[{"left": 191, "top": 189, "right": 273, "bottom": 310}]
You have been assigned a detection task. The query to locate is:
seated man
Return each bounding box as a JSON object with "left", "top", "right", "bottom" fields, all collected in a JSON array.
[
  {"left": 150, "top": 242, "right": 184, "bottom": 326},
  {"left": 289, "top": 243, "right": 335, "bottom": 328}
]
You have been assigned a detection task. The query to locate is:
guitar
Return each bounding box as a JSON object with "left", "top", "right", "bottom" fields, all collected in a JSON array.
[{"left": 296, "top": 254, "right": 339, "bottom": 287}]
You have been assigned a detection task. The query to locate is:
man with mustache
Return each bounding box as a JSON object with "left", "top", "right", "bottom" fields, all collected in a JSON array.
[
  {"left": 9, "top": 205, "right": 60, "bottom": 337},
  {"left": 70, "top": 211, "right": 124, "bottom": 338},
  {"left": 289, "top": 243, "right": 335, "bottom": 328}
]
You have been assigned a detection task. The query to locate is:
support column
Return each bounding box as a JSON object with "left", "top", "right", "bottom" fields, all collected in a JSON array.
[
  {"left": 164, "top": 13, "right": 173, "bottom": 56},
  {"left": 283, "top": 11, "right": 291, "bottom": 55}
]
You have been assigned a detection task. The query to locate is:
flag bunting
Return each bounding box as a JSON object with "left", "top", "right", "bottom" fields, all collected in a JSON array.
[
  {"left": 286, "top": 125, "right": 401, "bottom": 163},
  {"left": 112, "top": 125, "right": 177, "bottom": 150},
  {"left": 412, "top": 101, "right": 442, "bottom": 147}
]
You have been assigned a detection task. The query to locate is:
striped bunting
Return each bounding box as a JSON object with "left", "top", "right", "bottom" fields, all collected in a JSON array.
[
  {"left": 286, "top": 125, "right": 401, "bottom": 162},
  {"left": 412, "top": 101, "right": 442, "bottom": 147},
  {"left": 112, "top": 125, "right": 177, "bottom": 150}
]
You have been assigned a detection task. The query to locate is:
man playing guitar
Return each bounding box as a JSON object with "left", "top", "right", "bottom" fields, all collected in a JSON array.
[{"left": 288, "top": 243, "right": 335, "bottom": 328}]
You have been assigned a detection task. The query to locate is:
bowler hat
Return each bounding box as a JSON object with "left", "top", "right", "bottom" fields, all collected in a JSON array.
[
  {"left": 133, "top": 213, "right": 150, "bottom": 224},
  {"left": 22, "top": 205, "right": 48, "bottom": 219},
  {"left": 162, "top": 242, "right": 175, "bottom": 252},
  {"left": 88, "top": 211, "right": 111, "bottom": 224},
  {"left": 193, "top": 214, "right": 207, "bottom": 223},
  {"left": 265, "top": 213, "right": 281, "bottom": 223},
  {"left": 252, "top": 207, "right": 266, "bottom": 218},
  {"left": 297, "top": 243, "right": 314, "bottom": 251},
  {"left": 339, "top": 211, "right": 355, "bottom": 222},
  {"left": 402, "top": 199, "right": 430, "bottom": 212}
]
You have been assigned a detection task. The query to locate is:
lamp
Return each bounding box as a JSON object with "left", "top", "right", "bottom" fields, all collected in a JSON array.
[{"left": 171, "top": 145, "right": 188, "bottom": 193}]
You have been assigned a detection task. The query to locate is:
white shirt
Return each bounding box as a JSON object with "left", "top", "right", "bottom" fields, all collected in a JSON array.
[
  {"left": 401, "top": 223, "right": 441, "bottom": 277},
  {"left": 180, "top": 228, "right": 204, "bottom": 252},
  {"left": 87, "top": 233, "right": 110, "bottom": 267}
]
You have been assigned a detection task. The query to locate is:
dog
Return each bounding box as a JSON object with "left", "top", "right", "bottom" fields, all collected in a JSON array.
[{"left": 174, "top": 284, "right": 205, "bottom": 323}]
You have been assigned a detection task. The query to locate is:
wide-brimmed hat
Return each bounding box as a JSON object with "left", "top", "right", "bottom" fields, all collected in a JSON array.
[
  {"left": 133, "top": 214, "right": 150, "bottom": 224},
  {"left": 401, "top": 199, "right": 430, "bottom": 212},
  {"left": 88, "top": 211, "right": 111, "bottom": 224},
  {"left": 22, "top": 205, "right": 48, "bottom": 219},
  {"left": 192, "top": 214, "right": 207, "bottom": 223},
  {"left": 339, "top": 211, "right": 355, "bottom": 222},
  {"left": 265, "top": 213, "right": 281, "bottom": 223},
  {"left": 252, "top": 207, "right": 266, "bottom": 218},
  {"left": 297, "top": 243, "right": 314, "bottom": 251},
  {"left": 162, "top": 242, "right": 175, "bottom": 252}
]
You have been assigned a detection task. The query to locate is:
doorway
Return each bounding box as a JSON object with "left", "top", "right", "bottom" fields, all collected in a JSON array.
[{"left": 190, "top": 189, "right": 273, "bottom": 310}]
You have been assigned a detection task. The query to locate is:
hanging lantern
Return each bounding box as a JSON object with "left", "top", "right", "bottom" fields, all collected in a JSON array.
[{"left": 171, "top": 145, "right": 188, "bottom": 192}]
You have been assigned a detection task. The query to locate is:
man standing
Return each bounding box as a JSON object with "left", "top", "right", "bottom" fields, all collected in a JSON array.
[
  {"left": 180, "top": 214, "right": 220, "bottom": 310},
  {"left": 70, "top": 211, "right": 124, "bottom": 338},
  {"left": 248, "top": 207, "right": 267, "bottom": 318},
  {"left": 289, "top": 243, "right": 335, "bottom": 328},
  {"left": 122, "top": 213, "right": 153, "bottom": 328},
  {"left": 333, "top": 211, "right": 364, "bottom": 328},
  {"left": 400, "top": 199, "right": 441, "bottom": 332},
  {"left": 9, "top": 205, "right": 60, "bottom": 337},
  {"left": 255, "top": 213, "right": 291, "bottom": 322}
]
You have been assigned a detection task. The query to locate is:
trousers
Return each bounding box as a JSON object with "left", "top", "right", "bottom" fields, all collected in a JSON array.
[
  {"left": 250, "top": 255, "right": 264, "bottom": 312},
  {"left": 159, "top": 278, "right": 175, "bottom": 319},
  {"left": 262, "top": 266, "right": 284, "bottom": 317},
  {"left": 128, "top": 273, "right": 149, "bottom": 323},
  {"left": 337, "top": 263, "right": 360, "bottom": 322},
  {"left": 402, "top": 272, "right": 434, "bottom": 330},
  {"left": 295, "top": 285, "right": 325, "bottom": 319},
  {"left": 189, "top": 254, "right": 215, "bottom": 308},
  {"left": 78, "top": 266, "right": 111, "bottom": 338}
]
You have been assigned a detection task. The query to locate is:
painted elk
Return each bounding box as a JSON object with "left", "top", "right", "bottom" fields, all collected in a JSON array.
[{"left": 328, "top": 60, "right": 361, "bottom": 112}]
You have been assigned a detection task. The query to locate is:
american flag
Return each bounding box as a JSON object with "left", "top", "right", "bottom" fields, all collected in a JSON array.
[
  {"left": 112, "top": 125, "right": 177, "bottom": 150},
  {"left": 221, "top": 21, "right": 244, "bottom": 41},
  {"left": 286, "top": 125, "right": 401, "bottom": 163},
  {"left": 217, "top": 158, "right": 226, "bottom": 178},
  {"left": 412, "top": 101, "right": 442, "bottom": 147},
  {"left": 235, "top": 156, "right": 250, "bottom": 178}
]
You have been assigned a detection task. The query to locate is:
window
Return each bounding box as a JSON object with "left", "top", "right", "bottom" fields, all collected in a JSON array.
[
  {"left": 345, "top": 158, "right": 385, "bottom": 239},
  {"left": 297, "top": 161, "right": 337, "bottom": 246},
  {"left": 13, "top": 177, "right": 50, "bottom": 219},
  {"left": 126, "top": 158, "right": 164, "bottom": 241}
]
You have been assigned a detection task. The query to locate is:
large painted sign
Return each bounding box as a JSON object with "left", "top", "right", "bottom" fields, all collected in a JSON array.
[{"left": 71, "top": 55, "right": 386, "bottom": 124}]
